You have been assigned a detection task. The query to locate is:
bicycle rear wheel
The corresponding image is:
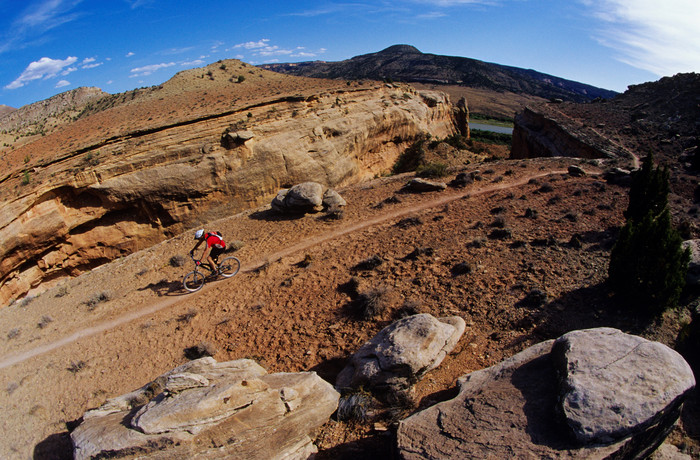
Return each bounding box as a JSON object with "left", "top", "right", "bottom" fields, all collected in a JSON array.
[
  {"left": 183, "top": 271, "right": 205, "bottom": 292},
  {"left": 218, "top": 256, "right": 240, "bottom": 278}
]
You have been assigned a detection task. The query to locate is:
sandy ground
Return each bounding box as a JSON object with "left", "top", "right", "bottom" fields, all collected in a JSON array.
[{"left": 1, "top": 157, "right": 697, "bottom": 459}]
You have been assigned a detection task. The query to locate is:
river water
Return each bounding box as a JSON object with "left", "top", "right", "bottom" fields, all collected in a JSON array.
[{"left": 470, "top": 122, "right": 513, "bottom": 135}]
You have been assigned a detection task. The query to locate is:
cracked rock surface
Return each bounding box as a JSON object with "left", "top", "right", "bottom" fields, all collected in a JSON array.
[
  {"left": 71, "top": 357, "right": 339, "bottom": 460},
  {"left": 397, "top": 328, "right": 695, "bottom": 459}
]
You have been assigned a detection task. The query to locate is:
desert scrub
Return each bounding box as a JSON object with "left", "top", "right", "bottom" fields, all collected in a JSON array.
[
  {"left": 337, "top": 388, "right": 378, "bottom": 422},
  {"left": 37, "top": 315, "right": 53, "bottom": 329},
  {"left": 416, "top": 162, "right": 448, "bottom": 178},
  {"left": 67, "top": 360, "right": 87, "bottom": 374},
  {"left": 353, "top": 286, "right": 391, "bottom": 320},
  {"left": 85, "top": 291, "right": 110, "bottom": 311},
  {"left": 7, "top": 328, "right": 20, "bottom": 340}
]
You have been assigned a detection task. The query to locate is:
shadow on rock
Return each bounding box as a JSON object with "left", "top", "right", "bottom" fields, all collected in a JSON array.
[
  {"left": 510, "top": 353, "right": 573, "bottom": 449},
  {"left": 310, "top": 357, "right": 348, "bottom": 385},
  {"left": 34, "top": 431, "right": 73, "bottom": 460},
  {"left": 315, "top": 432, "right": 395, "bottom": 460}
]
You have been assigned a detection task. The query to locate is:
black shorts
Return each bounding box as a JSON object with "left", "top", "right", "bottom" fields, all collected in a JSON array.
[{"left": 210, "top": 245, "right": 225, "bottom": 261}]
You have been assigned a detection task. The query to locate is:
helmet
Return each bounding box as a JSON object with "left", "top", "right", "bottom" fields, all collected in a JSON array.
[{"left": 194, "top": 229, "right": 204, "bottom": 239}]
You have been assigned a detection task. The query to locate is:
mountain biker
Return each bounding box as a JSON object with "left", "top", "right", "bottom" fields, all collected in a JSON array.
[{"left": 190, "top": 229, "right": 226, "bottom": 272}]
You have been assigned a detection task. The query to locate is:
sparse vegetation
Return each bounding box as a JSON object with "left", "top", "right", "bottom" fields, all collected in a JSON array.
[
  {"left": 37, "top": 315, "right": 53, "bottom": 329},
  {"left": 67, "top": 360, "right": 87, "bottom": 374},
  {"left": 7, "top": 328, "right": 20, "bottom": 340},
  {"left": 337, "top": 388, "right": 377, "bottom": 422},
  {"left": 353, "top": 286, "right": 391, "bottom": 320},
  {"left": 85, "top": 291, "right": 111, "bottom": 311},
  {"left": 416, "top": 162, "right": 448, "bottom": 178}
]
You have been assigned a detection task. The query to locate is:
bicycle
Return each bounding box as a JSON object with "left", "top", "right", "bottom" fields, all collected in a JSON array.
[{"left": 183, "top": 254, "right": 240, "bottom": 292}]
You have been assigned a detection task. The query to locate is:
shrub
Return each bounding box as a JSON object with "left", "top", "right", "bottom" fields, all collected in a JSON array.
[
  {"left": 237, "top": 75, "right": 246, "bottom": 83},
  {"left": 169, "top": 255, "right": 187, "bottom": 267},
  {"left": 354, "top": 286, "right": 390, "bottom": 320},
  {"left": 625, "top": 153, "right": 669, "bottom": 222},
  {"left": 337, "top": 389, "right": 377, "bottom": 422},
  {"left": 416, "top": 162, "right": 447, "bottom": 178},
  {"left": 37, "top": 315, "right": 53, "bottom": 329},
  {"left": 67, "top": 360, "right": 87, "bottom": 374},
  {"left": 608, "top": 208, "right": 689, "bottom": 312},
  {"left": 392, "top": 135, "right": 428, "bottom": 174},
  {"left": 85, "top": 291, "right": 110, "bottom": 311},
  {"left": 608, "top": 154, "right": 689, "bottom": 313}
]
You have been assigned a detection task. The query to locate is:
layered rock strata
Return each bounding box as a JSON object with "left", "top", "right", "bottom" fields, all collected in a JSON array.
[
  {"left": 71, "top": 357, "right": 340, "bottom": 460},
  {"left": 1, "top": 86, "right": 455, "bottom": 304},
  {"left": 511, "top": 104, "right": 637, "bottom": 165}
]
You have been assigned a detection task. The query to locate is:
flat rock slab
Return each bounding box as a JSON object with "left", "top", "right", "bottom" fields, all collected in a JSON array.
[{"left": 552, "top": 327, "right": 696, "bottom": 444}]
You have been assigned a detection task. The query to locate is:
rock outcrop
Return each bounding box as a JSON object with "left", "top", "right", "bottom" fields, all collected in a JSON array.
[
  {"left": 1, "top": 84, "right": 455, "bottom": 304},
  {"left": 401, "top": 178, "right": 447, "bottom": 193},
  {"left": 336, "top": 314, "right": 465, "bottom": 403},
  {"left": 511, "top": 105, "right": 636, "bottom": 164},
  {"left": 397, "top": 328, "right": 695, "bottom": 459},
  {"left": 71, "top": 357, "right": 339, "bottom": 460}
]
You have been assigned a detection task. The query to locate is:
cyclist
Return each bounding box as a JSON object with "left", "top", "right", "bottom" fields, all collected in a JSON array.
[{"left": 190, "top": 229, "right": 227, "bottom": 273}]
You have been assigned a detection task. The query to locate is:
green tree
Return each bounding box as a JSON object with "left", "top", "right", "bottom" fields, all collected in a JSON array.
[
  {"left": 609, "top": 153, "right": 690, "bottom": 313},
  {"left": 624, "top": 152, "right": 669, "bottom": 222}
]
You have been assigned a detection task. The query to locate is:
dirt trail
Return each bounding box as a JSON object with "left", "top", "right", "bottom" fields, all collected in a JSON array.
[{"left": 0, "top": 170, "right": 566, "bottom": 371}]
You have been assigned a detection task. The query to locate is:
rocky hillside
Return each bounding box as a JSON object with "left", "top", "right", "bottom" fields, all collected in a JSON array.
[
  {"left": 0, "top": 87, "right": 107, "bottom": 149},
  {"left": 511, "top": 72, "right": 700, "bottom": 237},
  {"left": 0, "top": 61, "right": 457, "bottom": 305},
  {"left": 262, "top": 45, "right": 618, "bottom": 103},
  {"left": 0, "top": 104, "right": 16, "bottom": 118}
]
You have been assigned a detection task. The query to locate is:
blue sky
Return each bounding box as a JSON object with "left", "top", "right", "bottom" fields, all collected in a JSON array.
[{"left": 1, "top": 0, "right": 699, "bottom": 109}]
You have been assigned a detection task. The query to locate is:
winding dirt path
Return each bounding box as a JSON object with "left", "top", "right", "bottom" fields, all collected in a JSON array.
[{"left": 0, "top": 170, "right": 568, "bottom": 370}]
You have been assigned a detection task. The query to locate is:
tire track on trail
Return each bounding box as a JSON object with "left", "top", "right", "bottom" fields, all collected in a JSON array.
[{"left": 0, "top": 170, "right": 568, "bottom": 370}]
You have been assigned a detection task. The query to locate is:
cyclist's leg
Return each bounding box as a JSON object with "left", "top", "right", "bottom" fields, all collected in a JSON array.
[{"left": 209, "top": 246, "right": 224, "bottom": 271}]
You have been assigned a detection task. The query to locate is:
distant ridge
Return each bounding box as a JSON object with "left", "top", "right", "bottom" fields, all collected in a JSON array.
[
  {"left": 0, "top": 87, "right": 106, "bottom": 132},
  {"left": 0, "top": 105, "right": 16, "bottom": 119},
  {"left": 262, "top": 44, "right": 618, "bottom": 103}
]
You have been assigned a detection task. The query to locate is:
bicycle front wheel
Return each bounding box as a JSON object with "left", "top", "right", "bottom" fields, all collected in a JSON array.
[
  {"left": 218, "top": 256, "right": 241, "bottom": 278},
  {"left": 183, "top": 271, "right": 205, "bottom": 292}
]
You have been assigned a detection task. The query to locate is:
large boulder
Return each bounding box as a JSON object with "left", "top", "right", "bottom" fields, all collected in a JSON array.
[
  {"left": 336, "top": 314, "right": 465, "bottom": 403},
  {"left": 682, "top": 239, "right": 700, "bottom": 286},
  {"left": 397, "top": 328, "right": 695, "bottom": 459},
  {"left": 71, "top": 357, "right": 339, "bottom": 460}
]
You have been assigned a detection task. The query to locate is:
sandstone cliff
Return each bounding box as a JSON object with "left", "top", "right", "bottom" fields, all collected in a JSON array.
[{"left": 0, "top": 83, "right": 455, "bottom": 304}]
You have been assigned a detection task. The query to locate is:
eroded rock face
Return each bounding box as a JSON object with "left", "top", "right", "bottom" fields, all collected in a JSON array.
[
  {"left": 71, "top": 357, "right": 339, "bottom": 460},
  {"left": 511, "top": 105, "right": 634, "bottom": 163},
  {"left": 396, "top": 328, "right": 695, "bottom": 460},
  {"left": 1, "top": 86, "right": 455, "bottom": 304},
  {"left": 336, "top": 314, "right": 465, "bottom": 402}
]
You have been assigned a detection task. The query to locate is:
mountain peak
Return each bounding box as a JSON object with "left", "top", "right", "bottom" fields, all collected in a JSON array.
[{"left": 378, "top": 44, "right": 421, "bottom": 55}]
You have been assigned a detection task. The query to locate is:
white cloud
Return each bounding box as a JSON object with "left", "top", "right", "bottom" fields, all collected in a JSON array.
[
  {"left": 55, "top": 79, "right": 70, "bottom": 88},
  {"left": 1, "top": 0, "right": 83, "bottom": 54},
  {"left": 82, "top": 62, "right": 102, "bottom": 69},
  {"left": 61, "top": 66, "right": 77, "bottom": 76},
  {"left": 181, "top": 59, "right": 205, "bottom": 66},
  {"left": 234, "top": 39, "right": 272, "bottom": 50},
  {"left": 584, "top": 0, "right": 700, "bottom": 76},
  {"left": 129, "top": 62, "right": 175, "bottom": 77},
  {"left": 125, "top": 51, "right": 135, "bottom": 57},
  {"left": 82, "top": 57, "right": 95, "bottom": 64},
  {"left": 5, "top": 56, "right": 78, "bottom": 89}
]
